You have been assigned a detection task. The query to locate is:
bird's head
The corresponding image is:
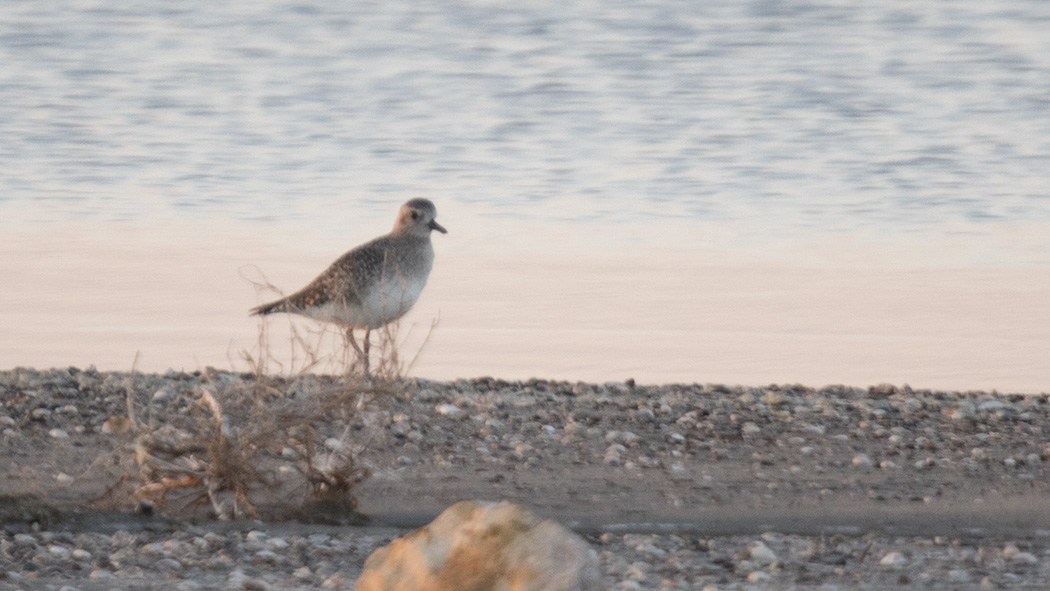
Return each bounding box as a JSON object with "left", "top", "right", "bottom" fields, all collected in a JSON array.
[{"left": 394, "top": 198, "right": 447, "bottom": 237}]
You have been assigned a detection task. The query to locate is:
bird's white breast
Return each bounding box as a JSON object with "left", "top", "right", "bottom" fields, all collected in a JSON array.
[{"left": 357, "top": 271, "right": 428, "bottom": 329}]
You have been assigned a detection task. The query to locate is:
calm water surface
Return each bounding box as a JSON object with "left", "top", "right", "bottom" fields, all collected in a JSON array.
[{"left": 2, "top": 1, "right": 1049, "bottom": 390}]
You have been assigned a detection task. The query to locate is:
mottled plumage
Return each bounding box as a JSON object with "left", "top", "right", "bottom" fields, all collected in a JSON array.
[{"left": 252, "top": 198, "right": 446, "bottom": 374}]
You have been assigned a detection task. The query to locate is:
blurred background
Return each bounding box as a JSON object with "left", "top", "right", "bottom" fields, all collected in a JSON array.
[{"left": 2, "top": 1, "right": 1048, "bottom": 391}]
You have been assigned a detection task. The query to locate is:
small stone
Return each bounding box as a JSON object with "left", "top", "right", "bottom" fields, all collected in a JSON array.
[
  {"left": 978, "top": 399, "right": 1005, "bottom": 411},
  {"left": 913, "top": 457, "right": 936, "bottom": 470},
  {"left": 156, "top": 558, "right": 183, "bottom": 573},
  {"left": 267, "top": 537, "right": 289, "bottom": 550},
  {"left": 604, "top": 444, "right": 626, "bottom": 466},
  {"left": 746, "top": 571, "right": 771, "bottom": 582},
  {"left": 14, "top": 533, "right": 36, "bottom": 545},
  {"left": 741, "top": 422, "right": 761, "bottom": 435},
  {"left": 852, "top": 454, "right": 873, "bottom": 467},
  {"left": 293, "top": 566, "right": 312, "bottom": 581},
  {"left": 56, "top": 472, "right": 75, "bottom": 484},
  {"left": 141, "top": 541, "right": 166, "bottom": 555},
  {"left": 48, "top": 545, "right": 71, "bottom": 560},
  {"left": 880, "top": 551, "right": 908, "bottom": 568},
  {"left": 245, "top": 530, "right": 268, "bottom": 544},
  {"left": 307, "top": 534, "right": 331, "bottom": 545},
  {"left": 1009, "top": 551, "right": 1038, "bottom": 565},
  {"left": 324, "top": 437, "right": 345, "bottom": 452},
  {"left": 748, "top": 541, "right": 777, "bottom": 565},
  {"left": 435, "top": 403, "right": 465, "bottom": 417},
  {"left": 101, "top": 416, "right": 132, "bottom": 435},
  {"left": 227, "top": 569, "right": 249, "bottom": 589},
  {"left": 153, "top": 386, "right": 177, "bottom": 403},
  {"left": 623, "top": 562, "right": 646, "bottom": 580},
  {"left": 948, "top": 569, "right": 971, "bottom": 583},
  {"left": 71, "top": 548, "right": 92, "bottom": 561},
  {"left": 321, "top": 574, "right": 346, "bottom": 589},
  {"left": 89, "top": 569, "right": 114, "bottom": 580},
  {"left": 49, "top": 428, "right": 69, "bottom": 439},
  {"left": 254, "top": 550, "right": 279, "bottom": 564},
  {"left": 31, "top": 408, "right": 51, "bottom": 421},
  {"left": 605, "top": 430, "right": 639, "bottom": 445}
]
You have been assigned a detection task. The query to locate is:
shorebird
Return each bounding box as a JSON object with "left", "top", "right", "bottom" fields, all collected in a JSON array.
[{"left": 251, "top": 198, "right": 446, "bottom": 376}]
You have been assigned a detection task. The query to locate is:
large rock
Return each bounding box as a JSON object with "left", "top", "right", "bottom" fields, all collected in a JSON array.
[{"left": 355, "top": 500, "right": 601, "bottom": 591}]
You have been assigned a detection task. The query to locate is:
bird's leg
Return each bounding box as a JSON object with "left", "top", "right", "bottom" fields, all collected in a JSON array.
[
  {"left": 347, "top": 328, "right": 366, "bottom": 375},
  {"left": 362, "top": 328, "right": 371, "bottom": 378}
]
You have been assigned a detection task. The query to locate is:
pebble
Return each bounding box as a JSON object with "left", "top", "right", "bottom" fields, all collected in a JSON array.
[
  {"left": 324, "top": 437, "right": 346, "bottom": 452},
  {"left": 155, "top": 557, "right": 183, "bottom": 573},
  {"left": 741, "top": 422, "right": 761, "bottom": 435},
  {"left": 746, "top": 570, "right": 771, "bottom": 582},
  {"left": 101, "top": 416, "right": 132, "bottom": 435},
  {"left": 604, "top": 444, "right": 626, "bottom": 466},
  {"left": 14, "top": 533, "right": 36, "bottom": 545},
  {"left": 153, "top": 386, "right": 178, "bottom": 403},
  {"left": 851, "top": 454, "right": 873, "bottom": 467},
  {"left": 748, "top": 540, "right": 777, "bottom": 565},
  {"left": 435, "top": 403, "right": 465, "bottom": 417},
  {"left": 89, "top": 569, "right": 114, "bottom": 580},
  {"left": 49, "top": 428, "right": 70, "bottom": 439},
  {"left": 880, "top": 551, "right": 908, "bottom": 568}
]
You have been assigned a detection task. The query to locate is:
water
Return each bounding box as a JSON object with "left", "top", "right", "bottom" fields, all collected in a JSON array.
[{"left": 3, "top": 1, "right": 1050, "bottom": 391}]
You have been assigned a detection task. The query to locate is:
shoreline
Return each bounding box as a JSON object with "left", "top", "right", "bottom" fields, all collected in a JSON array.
[{"left": 3, "top": 366, "right": 1050, "bottom": 589}]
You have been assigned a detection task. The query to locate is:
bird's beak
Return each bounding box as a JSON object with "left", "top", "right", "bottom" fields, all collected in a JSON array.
[{"left": 429, "top": 219, "right": 448, "bottom": 234}]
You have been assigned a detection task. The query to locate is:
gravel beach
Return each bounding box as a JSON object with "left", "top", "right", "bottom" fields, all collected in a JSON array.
[{"left": 3, "top": 367, "right": 1050, "bottom": 590}]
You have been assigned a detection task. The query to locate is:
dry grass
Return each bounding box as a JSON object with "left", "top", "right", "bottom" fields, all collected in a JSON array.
[{"left": 96, "top": 272, "right": 435, "bottom": 521}]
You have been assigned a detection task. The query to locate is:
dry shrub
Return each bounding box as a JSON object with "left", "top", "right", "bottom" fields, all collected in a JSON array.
[{"left": 97, "top": 290, "right": 432, "bottom": 521}]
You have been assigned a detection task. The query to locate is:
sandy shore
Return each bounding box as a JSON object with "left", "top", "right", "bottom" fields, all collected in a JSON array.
[{"left": 2, "top": 367, "right": 1050, "bottom": 590}]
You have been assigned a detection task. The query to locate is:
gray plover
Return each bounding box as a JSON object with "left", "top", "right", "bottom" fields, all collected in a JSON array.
[{"left": 251, "top": 198, "right": 447, "bottom": 375}]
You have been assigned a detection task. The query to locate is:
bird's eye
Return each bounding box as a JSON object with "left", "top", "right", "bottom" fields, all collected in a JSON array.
[{"left": 411, "top": 211, "right": 419, "bottom": 220}]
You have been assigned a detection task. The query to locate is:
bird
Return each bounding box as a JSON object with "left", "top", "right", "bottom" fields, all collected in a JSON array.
[{"left": 251, "top": 198, "right": 446, "bottom": 376}]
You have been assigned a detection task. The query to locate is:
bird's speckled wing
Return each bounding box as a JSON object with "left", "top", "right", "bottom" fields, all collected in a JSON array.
[{"left": 252, "top": 235, "right": 392, "bottom": 316}]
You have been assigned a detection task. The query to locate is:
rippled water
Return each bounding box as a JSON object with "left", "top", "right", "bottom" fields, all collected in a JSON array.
[{"left": 3, "top": 1, "right": 1049, "bottom": 389}]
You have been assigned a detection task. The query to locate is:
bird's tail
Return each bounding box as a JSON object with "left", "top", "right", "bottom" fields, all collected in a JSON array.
[{"left": 250, "top": 299, "right": 288, "bottom": 316}]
